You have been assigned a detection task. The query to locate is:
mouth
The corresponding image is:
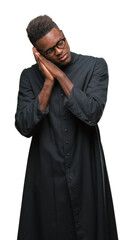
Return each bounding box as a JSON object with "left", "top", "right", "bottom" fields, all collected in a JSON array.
[{"left": 59, "top": 53, "right": 68, "bottom": 61}]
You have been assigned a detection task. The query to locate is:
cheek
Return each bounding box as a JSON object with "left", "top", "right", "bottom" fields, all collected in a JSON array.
[
  {"left": 44, "top": 55, "right": 54, "bottom": 62},
  {"left": 46, "top": 56, "right": 59, "bottom": 64}
]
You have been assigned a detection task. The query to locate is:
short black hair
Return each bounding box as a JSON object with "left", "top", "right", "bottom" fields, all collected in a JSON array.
[{"left": 26, "top": 15, "right": 59, "bottom": 45}]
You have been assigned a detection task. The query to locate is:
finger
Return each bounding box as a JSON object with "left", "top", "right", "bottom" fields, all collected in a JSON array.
[
  {"left": 35, "top": 52, "right": 58, "bottom": 79},
  {"left": 33, "top": 47, "right": 40, "bottom": 60},
  {"left": 32, "top": 47, "right": 39, "bottom": 55},
  {"left": 33, "top": 53, "right": 39, "bottom": 64},
  {"left": 39, "top": 61, "right": 51, "bottom": 74},
  {"left": 37, "top": 54, "right": 50, "bottom": 64},
  {"left": 33, "top": 49, "right": 40, "bottom": 64},
  {"left": 38, "top": 55, "right": 54, "bottom": 72},
  {"left": 32, "top": 48, "right": 52, "bottom": 77},
  {"left": 39, "top": 61, "right": 54, "bottom": 80},
  {"left": 36, "top": 55, "right": 50, "bottom": 72}
]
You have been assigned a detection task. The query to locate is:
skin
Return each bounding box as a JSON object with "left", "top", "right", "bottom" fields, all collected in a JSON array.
[{"left": 32, "top": 28, "right": 74, "bottom": 111}]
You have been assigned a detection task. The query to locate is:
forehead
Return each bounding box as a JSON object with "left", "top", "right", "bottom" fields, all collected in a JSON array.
[{"left": 35, "top": 28, "right": 63, "bottom": 50}]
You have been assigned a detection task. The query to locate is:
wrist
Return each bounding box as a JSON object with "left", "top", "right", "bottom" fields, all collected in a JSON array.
[
  {"left": 56, "top": 71, "right": 66, "bottom": 81},
  {"left": 45, "top": 78, "right": 55, "bottom": 85}
]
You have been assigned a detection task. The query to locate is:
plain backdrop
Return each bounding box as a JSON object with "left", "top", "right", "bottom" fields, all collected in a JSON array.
[{"left": 0, "top": 0, "right": 133, "bottom": 239}]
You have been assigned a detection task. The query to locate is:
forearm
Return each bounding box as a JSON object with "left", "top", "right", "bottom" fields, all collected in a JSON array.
[
  {"left": 38, "top": 78, "right": 55, "bottom": 110},
  {"left": 63, "top": 58, "right": 109, "bottom": 126},
  {"left": 56, "top": 72, "right": 74, "bottom": 98},
  {"left": 15, "top": 69, "right": 52, "bottom": 137}
]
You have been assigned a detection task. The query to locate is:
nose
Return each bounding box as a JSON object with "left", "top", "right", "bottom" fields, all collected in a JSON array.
[{"left": 54, "top": 47, "right": 63, "bottom": 55}]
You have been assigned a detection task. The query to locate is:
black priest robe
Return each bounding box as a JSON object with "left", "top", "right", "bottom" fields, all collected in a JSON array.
[{"left": 15, "top": 52, "right": 118, "bottom": 240}]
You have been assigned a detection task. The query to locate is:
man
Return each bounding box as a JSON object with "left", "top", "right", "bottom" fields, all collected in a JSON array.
[{"left": 15, "top": 15, "right": 118, "bottom": 240}]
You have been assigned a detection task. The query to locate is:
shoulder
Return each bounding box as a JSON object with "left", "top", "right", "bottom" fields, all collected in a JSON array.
[
  {"left": 19, "top": 64, "right": 38, "bottom": 87},
  {"left": 19, "top": 64, "right": 44, "bottom": 95},
  {"left": 20, "top": 64, "right": 39, "bottom": 76},
  {"left": 71, "top": 52, "right": 108, "bottom": 69},
  {"left": 20, "top": 63, "right": 43, "bottom": 84},
  {"left": 72, "top": 52, "right": 106, "bottom": 64}
]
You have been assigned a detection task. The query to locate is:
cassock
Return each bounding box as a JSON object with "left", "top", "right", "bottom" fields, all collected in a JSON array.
[{"left": 15, "top": 52, "right": 118, "bottom": 240}]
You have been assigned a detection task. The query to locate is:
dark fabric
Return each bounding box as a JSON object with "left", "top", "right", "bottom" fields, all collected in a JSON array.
[{"left": 15, "top": 52, "right": 118, "bottom": 240}]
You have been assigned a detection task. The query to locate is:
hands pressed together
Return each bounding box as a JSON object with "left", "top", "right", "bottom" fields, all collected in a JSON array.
[
  {"left": 33, "top": 47, "right": 62, "bottom": 82},
  {"left": 33, "top": 47, "right": 74, "bottom": 106}
]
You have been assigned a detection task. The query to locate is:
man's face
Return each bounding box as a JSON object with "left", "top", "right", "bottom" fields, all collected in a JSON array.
[{"left": 35, "top": 28, "right": 71, "bottom": 66}]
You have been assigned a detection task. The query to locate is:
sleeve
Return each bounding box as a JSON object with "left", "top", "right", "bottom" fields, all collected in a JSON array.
[
  {"left": 64, "top": 58, "right": 109, "bottom": 126},
  {"left": 15, "top": 69, "right": 49, "bottom": 137}
]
